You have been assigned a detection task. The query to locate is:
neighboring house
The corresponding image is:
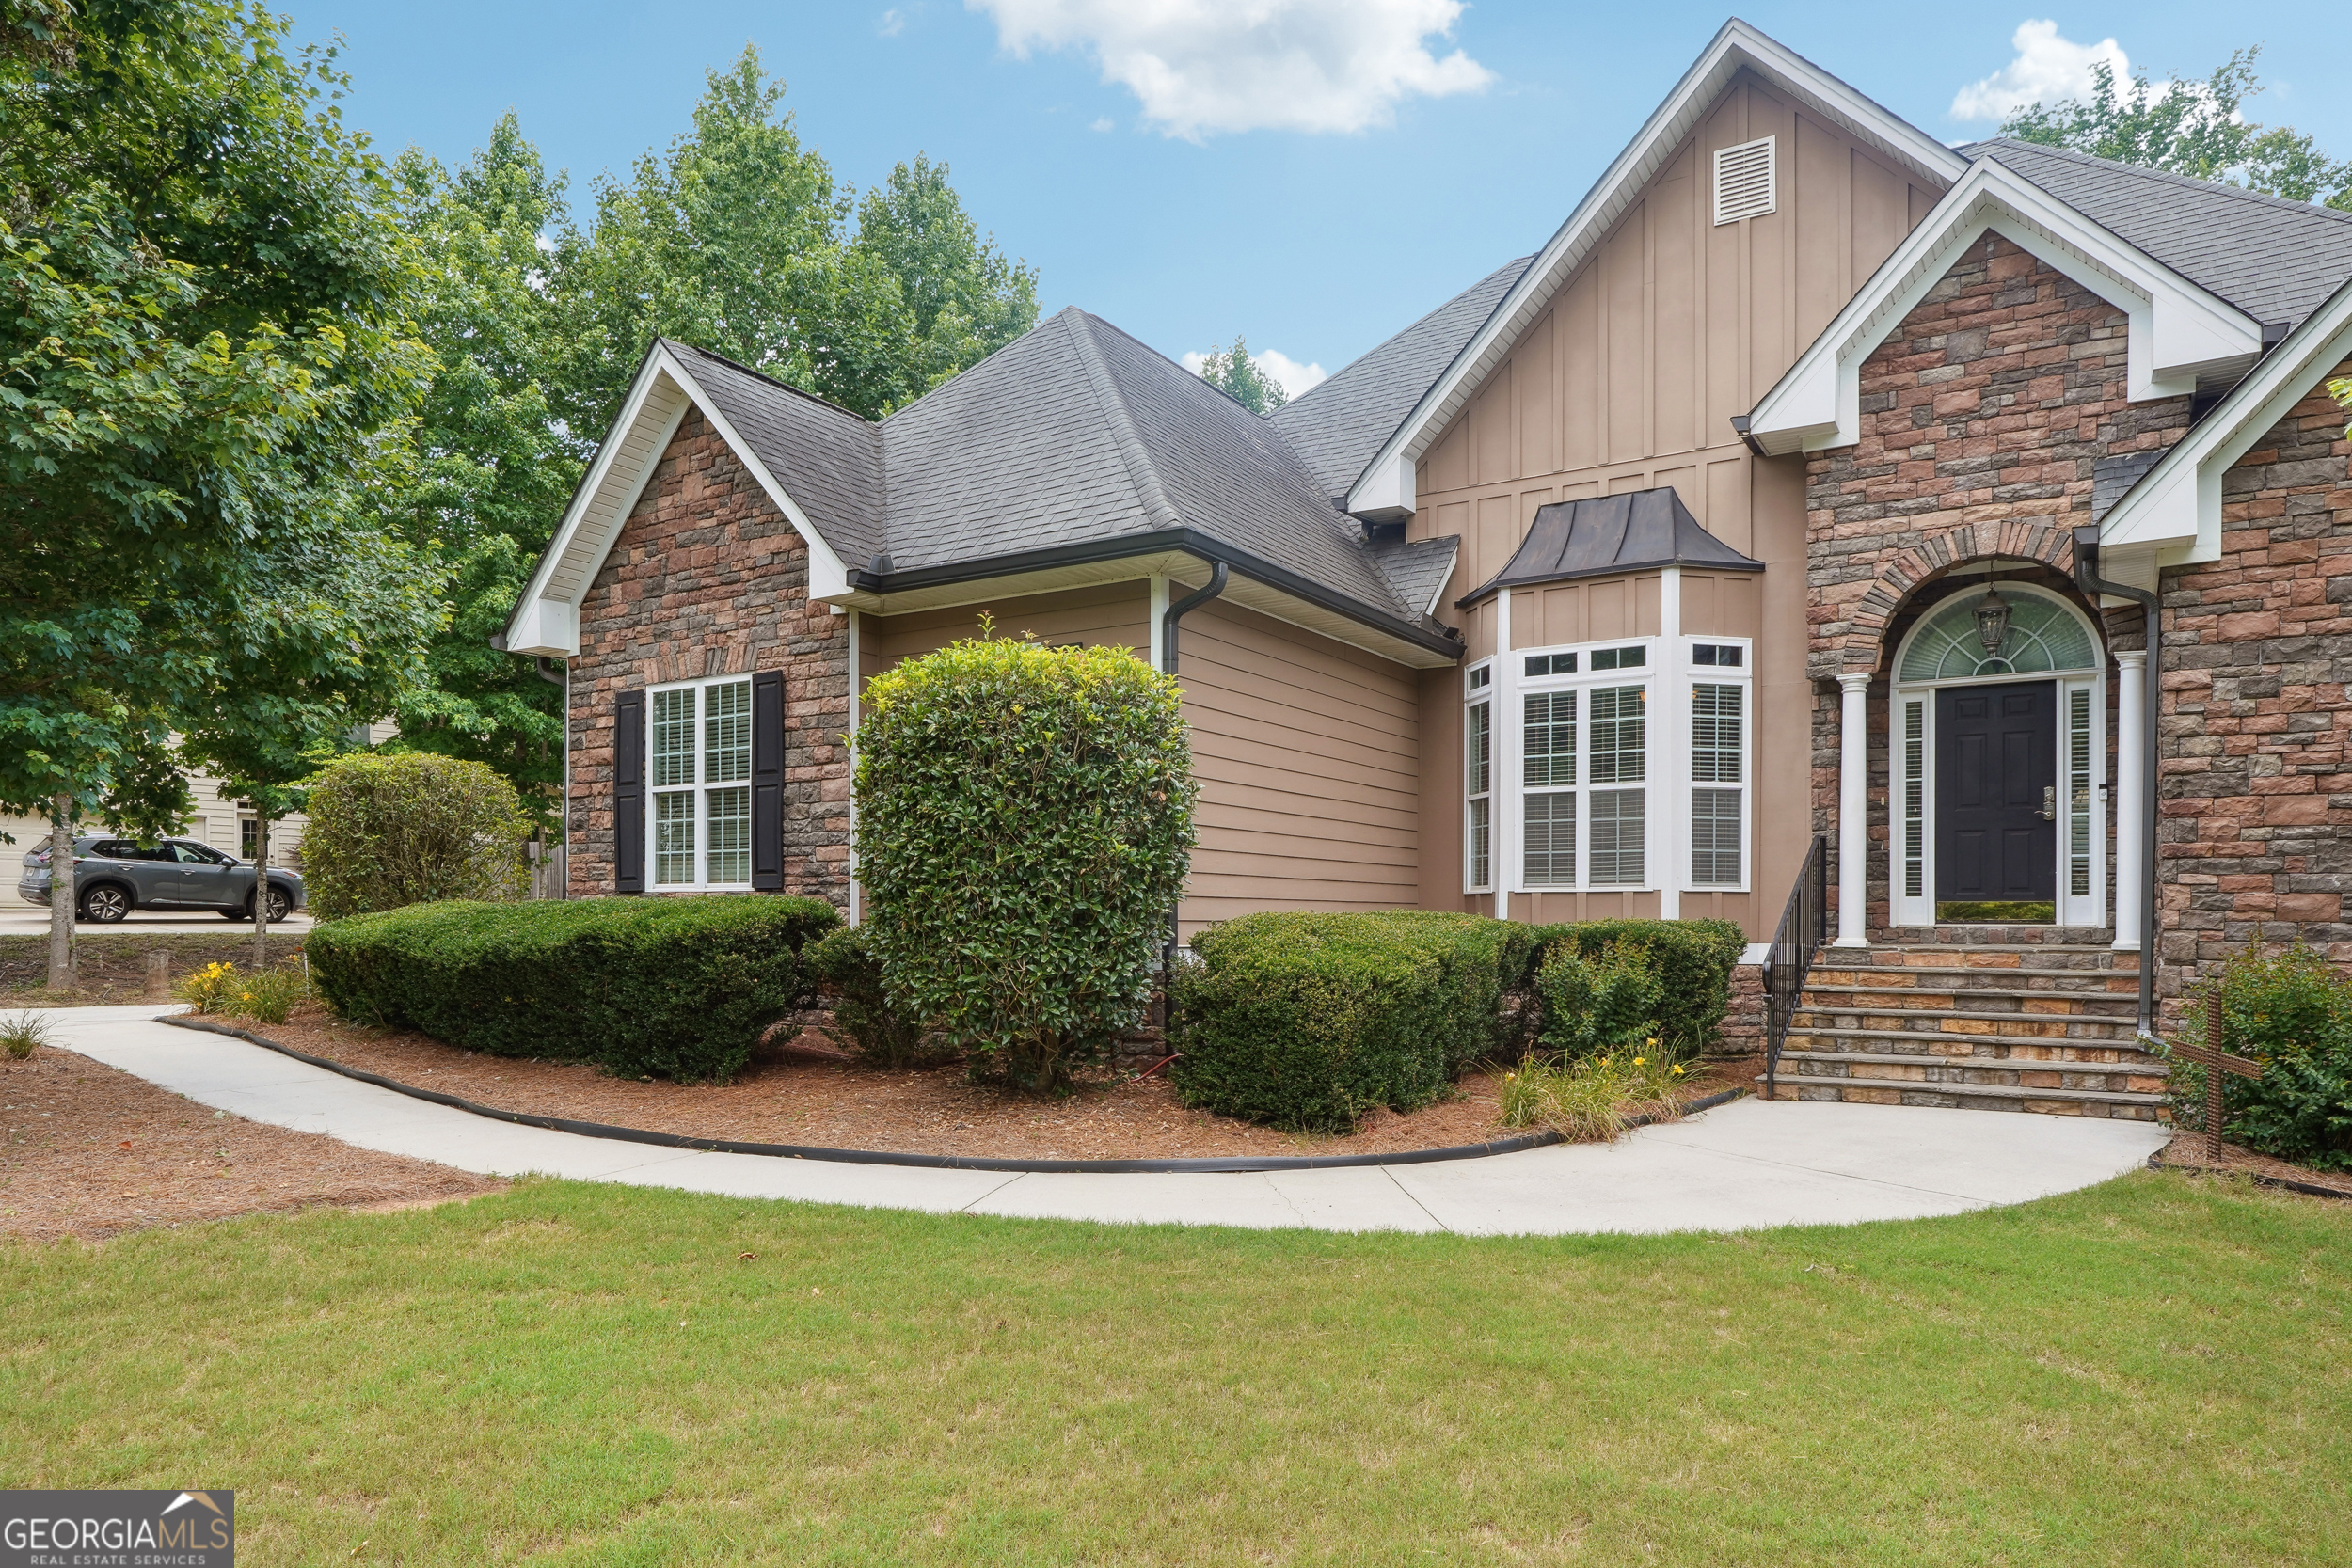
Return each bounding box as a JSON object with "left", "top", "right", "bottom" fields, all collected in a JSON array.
[{"left": 506, "top": 20, "right": 2352, "bottom": 1111}]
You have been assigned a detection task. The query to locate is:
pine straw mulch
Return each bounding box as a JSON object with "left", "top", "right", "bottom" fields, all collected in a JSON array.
[
  {"left": 236, "top": 1005, "right": 1758, "bottom": 1164},
  {"left": 2149, "top": 1130, "right": 2352, "bottom": 1199},
  {"left": 0, "top": 1044, "right": 504, "bottom": 1243}
]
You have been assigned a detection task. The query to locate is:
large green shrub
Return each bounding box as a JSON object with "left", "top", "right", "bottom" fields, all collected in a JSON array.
[
  {"left": 2172, "top": 943, "right": 2352, "bottom": 1170},
  {"left": 855, "top": 629, "right": 1195, "bottom": 1091},
  {"left": 1526, "top": 918, "right": 1745, "bottom": 1060},
  {"left": 1534, "top": 940, "right": 1664, "bottom": 1060},
  {"left": 1168, "top": 911, "right": 1535, "bottom": 1132},
  {"left": 306, "top": 895, "right": 839, "bottom": 1083},
  {"left": 301, "top": 752, "right": 532, "bottom": 921},
  {"left": 803, "top": 925, "right": 930, "bottom": 1068}
]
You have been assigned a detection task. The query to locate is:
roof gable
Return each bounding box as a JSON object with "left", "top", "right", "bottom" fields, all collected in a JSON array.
[
  {"left": 1743, "top": 157, "right": 2264, "bottom": 455},
  {"left": 1343, "top": 19, "right": 1968, "bottom": 519}
]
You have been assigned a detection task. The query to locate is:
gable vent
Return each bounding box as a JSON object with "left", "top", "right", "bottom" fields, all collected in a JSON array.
[{"left": 1712, "top": 136, "right": 1776, "bottom": 226}]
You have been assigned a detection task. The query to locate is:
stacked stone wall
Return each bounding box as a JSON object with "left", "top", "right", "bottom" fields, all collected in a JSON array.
[
  {"left": 1802, "top": 235, "right": 2191, "bottom": 937},
  {"left": 2155, "top": 364, "right": 2352, "bottom": 1005},
  {"left": 567, "top": 408, "right": 851, "bottom": 907}
]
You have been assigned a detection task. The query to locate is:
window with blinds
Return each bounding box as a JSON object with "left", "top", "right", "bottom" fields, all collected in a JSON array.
[
  {"left": 1691, "top": 682, "right": 1745, "bottom": 886},
  {"left": 1465, "top": 693, "right": 1492, "bottom": 892},
  {"left": 649, "top": 676, "right": 755, "bottom": 888}
]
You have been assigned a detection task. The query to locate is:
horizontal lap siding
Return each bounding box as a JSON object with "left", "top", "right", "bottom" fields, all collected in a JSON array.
[
  {"left": 1177, "top": 599, "right": 1419, "bottom": 936},
  {"left": 864, "top": 583, "right": 1150, "bottom": 673}
]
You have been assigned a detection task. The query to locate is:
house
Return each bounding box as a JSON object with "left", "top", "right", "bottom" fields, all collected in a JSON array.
[{"left": 505, "top": 20, "right": 2352, "bottom": 1116}]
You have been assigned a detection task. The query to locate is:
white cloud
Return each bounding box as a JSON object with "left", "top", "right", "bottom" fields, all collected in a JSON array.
[
  {"left": 1183, "top": 345, "right": 1327, "bottom": 401},
  {"left": 968, "top": 0, "right": 1493, "bottom": 140},
  {"left": 879, "top": 8, "right": 906, "bottom": 37},
  {"left": 1951, "top": 20, "right": 2129, "bottom": 121},
  {"left": 1089, "top": 116, "right": 1114, "bottom": 132}
]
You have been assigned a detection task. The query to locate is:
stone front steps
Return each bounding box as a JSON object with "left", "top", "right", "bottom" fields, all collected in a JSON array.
[{"left": 1761, "top": 940, "right": 2169, "bottom": 1120}]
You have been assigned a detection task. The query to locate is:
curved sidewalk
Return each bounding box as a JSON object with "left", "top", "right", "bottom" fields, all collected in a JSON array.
[{"left": 38, "top": 1006, "right": 2169, "bottom": 1236}]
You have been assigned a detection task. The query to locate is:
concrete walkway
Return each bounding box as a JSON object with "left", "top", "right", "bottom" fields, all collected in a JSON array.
[{"left": 33, "top": 1005, "right": 2170, "bottom": 1236}]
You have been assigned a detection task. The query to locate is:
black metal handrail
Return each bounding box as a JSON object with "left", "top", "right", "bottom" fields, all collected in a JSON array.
[{"left": 1764, "top": 834, "right": 1832, "bottom": 1101}]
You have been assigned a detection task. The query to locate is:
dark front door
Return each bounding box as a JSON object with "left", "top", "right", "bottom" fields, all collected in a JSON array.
[{"left": 1935, "top": 681, "right": 2057, "bottom": 904}]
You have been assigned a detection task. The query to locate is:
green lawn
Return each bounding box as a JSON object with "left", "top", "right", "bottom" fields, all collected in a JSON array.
[{"left": 4, "top": 1171, "right": 2346, "bottom": 1566}]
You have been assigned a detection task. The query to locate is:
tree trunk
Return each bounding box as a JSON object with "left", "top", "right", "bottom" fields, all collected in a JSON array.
[
  {"left": 46, "top": 792, "right": 72, "bottom": 990},
  {"left": 251, "top": 812, "right": 272, "bottom": 970}
]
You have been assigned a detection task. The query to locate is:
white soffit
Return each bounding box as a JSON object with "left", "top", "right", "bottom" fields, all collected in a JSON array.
[
  {"left": 1342, "top": 18, "right": 1967, "bottom": 519},
  {"left": 502, "top": 342, "right": 857, "bottom": 657},
  {"left": 1745, "top": 160, "right": 2264, "bottom": 456},
  {"left": 2100, "top": 274, "right": 2352, "bottom": 564}
]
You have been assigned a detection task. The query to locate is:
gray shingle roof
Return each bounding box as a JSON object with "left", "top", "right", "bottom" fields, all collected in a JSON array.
[
  {"left": 1963, "top": 139, "right": 2352, "bottom": 329},
  {"left": 1368, "top": 536, "right": 1460, "bottom": 616},
  {"left": 1269, "top": 256, "right": 1535, "bottom": 504},
  {"left": 1460, "top": 487, "right": 1761, "bottom": 606},
  {"left": 667, "top": 341, "right": 884, "bottom": 566}
]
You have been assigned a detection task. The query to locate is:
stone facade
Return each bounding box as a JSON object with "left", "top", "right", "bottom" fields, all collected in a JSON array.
[
  {"left": 567, "top": 408, "right": 851, "bottom": 907},
  {"left": 1803, "top": 236, "right": 2194, "bottom": 937},
  {"left": 2156, "top": 363, "right": 2352, "bottom": 995}
]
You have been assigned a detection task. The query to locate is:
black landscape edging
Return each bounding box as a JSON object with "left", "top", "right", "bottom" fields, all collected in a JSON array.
[
  {"left": 2146, "top": 1149, "right": 2352, "bottom": 1201},
  {"left": 160, "top": 1013, "right": 1747, "bottom": 1174}
]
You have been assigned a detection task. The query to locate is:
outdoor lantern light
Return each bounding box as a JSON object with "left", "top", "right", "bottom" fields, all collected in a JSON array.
[{"left": 1973, "top": 584, "right": 2012, "bottom": 656}]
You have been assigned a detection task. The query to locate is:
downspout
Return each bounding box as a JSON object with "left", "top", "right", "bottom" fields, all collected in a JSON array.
[
  {"left": 1159, "top": 562, "right": 1228, "bottom": 676},
  {"left": 536, "top": 656, "right": 568, "bottom": 899},
  {"left": 2073, "top": 526, "right": 2158, "bottom": 1039},
  {"left": 1158, "top": 561, "right": 1228, "bottom": 1004}
]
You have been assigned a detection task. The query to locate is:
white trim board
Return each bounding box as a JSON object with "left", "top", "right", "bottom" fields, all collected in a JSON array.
[
  {"left": 1744, "top": 159, "right": 2263, "bottom": 458},
  {"left": 2097, "top": 275, "right": 2352, "bottom": 568},
  {"left": 502, "top": 342, "right": 857, "bottom": 657},
  {"left": 1342, "top": 19, "right": 1968, "bottom": 521}
]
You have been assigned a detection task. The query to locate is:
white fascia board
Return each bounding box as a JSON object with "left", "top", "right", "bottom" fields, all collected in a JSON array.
[
  {"left": 1747, "top": 161, "right": 2262, "bottom": 456},
  {"left": 501, "top": 343, "right": 863, "bottom": 656},
  {"left": 656, "top": 352, "right": 858, "bottom": 603},
  {"left": 1343, "top": 19, "right": 1966, "bottom": 517},
  {"left": 2104, "top": 276, "right": 2352, "bottom": 563},
  {"left": 502, "top": 349, "right": 687, "bottom": 657}
]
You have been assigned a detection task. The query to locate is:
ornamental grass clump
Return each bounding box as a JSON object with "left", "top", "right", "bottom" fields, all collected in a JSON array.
[
  {"left": 300, "top": 752, "right": 532, "bottom": 921},
  {"left": 0, "top": 1012, "right": 55, "bottom": 1060},
  {"left": 1497, "top": 1050, "right": 1690, "bottom": 1142},
  {"left": 854, "top": 625, "right": 1196, "bottom": 1093}
]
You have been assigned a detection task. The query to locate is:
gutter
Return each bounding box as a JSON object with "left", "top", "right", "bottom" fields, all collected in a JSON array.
[
  {"left": 1727, "top": 413, "right": 1770, "bottom": 459},
  {"left": 2074, "top": 525, "right": 2158, "bottom": 1039},
  {"left": 842, "top": 529, "right": 1461, "bottom": 662}
]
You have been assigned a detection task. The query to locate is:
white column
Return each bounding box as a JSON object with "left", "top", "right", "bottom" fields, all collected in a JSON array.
[
  {"left": 1658, "top": 567, "right": 1682, "bottom": 921},
  {"left": 1494, "top": 588, "right": 1515, "bottom": 921},
  {"left": 2112, "top": 650, "right": 2146, "bottom": 951},
  {"left": 1148, "top": 574, "right": 1169, "bottom": 669},
  {"left": 1835, "top": 672, "right": 1871, "bottom": 947}
]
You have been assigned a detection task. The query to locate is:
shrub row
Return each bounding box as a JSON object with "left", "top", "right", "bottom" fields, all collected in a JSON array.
[
  {"left": 1168, "top": 911, "right": 1536, "bottom": 1132},
  {"left": 307, "top": 895, "right": 840, "bottom": 1083},
  {"left": 1169, "top": 912, "right": 1747, "bottom": 1132}
]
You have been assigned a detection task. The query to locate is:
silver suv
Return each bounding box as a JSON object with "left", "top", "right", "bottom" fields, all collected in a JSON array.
[{"left": 18, "top": 834, "right": 306, "bottom": 924}]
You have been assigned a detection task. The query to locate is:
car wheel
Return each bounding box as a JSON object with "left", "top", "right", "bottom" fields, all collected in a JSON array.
[
  {"left": 246, "top": 885, "right": 294, "bottom": 923},
  {"left": 78, "top": 885, "right": 131, "bottom": 924}
]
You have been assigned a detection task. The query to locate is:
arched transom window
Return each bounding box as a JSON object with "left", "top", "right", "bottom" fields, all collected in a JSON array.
[{"left": 1898, "top": 587, "right": 2098, "bottom": 683}]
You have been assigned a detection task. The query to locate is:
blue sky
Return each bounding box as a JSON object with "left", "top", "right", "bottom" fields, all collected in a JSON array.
[{"left": 294, "top": 2, "right": 2350, "bottom": 397}]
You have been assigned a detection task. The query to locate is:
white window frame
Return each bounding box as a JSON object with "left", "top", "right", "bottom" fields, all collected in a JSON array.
[
  {"left": 1508, "top": 639, "right": 1657, "bottom": 893},
  {"left": 1464, "top": 659, "right": 1494, "bottom": 895},
  {"left": 1685, "top": 638, "right": 1754, "bottom": 893},
  {"left": 646, "top": 673, "right": 756, "bottom": 892}
]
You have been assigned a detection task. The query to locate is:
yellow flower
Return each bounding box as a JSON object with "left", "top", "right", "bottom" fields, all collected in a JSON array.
[
  {"left": 1633, "top": 1056, "right": 1645, "bottom": 1067},
  {"left": 1645, "top": 1037, "right": 1659, "bottom": 1048},
  {"left": 1672, "top": 1065, "right": 1686, "bottom": 1076}
]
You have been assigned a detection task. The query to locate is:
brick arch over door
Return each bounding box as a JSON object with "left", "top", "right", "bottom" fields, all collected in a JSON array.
[{"left": 1824, "top": 523, "right": 2079, "bottom": 677}]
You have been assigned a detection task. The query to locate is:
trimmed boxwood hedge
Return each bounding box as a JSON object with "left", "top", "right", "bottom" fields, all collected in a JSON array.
[
  {"left": 1525, "top": 918, "right": 1746, "bottom": 1062},
  {"left": 1168, "top": 911, "right": 1536, "bottom": 1132},
  {"left": 306, "top": 895, "right": 841, "bottom": 1084}
]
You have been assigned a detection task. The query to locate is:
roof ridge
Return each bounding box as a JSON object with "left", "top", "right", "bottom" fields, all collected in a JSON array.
[
  {"left": 1058, "top": 308, "right": 1184, "bottom": 532},
  {"left": 1967, "top": 137, "right": 2352, "bottom": 229}
]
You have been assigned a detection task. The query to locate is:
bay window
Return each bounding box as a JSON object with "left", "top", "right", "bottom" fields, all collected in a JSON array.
[{"left": 1464, "top": 663, "right": 1492, "bottom": 893}]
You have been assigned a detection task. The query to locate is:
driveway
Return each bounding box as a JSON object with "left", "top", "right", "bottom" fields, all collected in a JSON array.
[
  {"left": 37, "top": 1006, "right": 2171, "bottom": 1237},
  {"left": 0, "top": 906, "right": 314, "bottom": 936}
]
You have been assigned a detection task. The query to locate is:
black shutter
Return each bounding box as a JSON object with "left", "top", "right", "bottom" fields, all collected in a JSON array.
[
  {"left": 614, "top": 689, "right": 645, "bottom": 894},
  {"left": 751, "top": 670, "right": 784, "bottom": 891}
]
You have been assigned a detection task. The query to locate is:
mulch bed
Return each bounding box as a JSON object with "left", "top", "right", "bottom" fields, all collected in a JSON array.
[
  {"left": 243, "top": 1005, "right": 1755, "bottom": 1164},
  {"left": 0, "top": 1043, "right": 504, "bottom": 1243},
  {"left": 2, "top": 931, "right": 307, "bottom": 1007},
  {"left": 2150, "top": 1131, "right": 2352, "bottom": 1199}
]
